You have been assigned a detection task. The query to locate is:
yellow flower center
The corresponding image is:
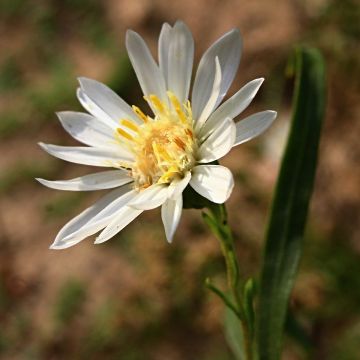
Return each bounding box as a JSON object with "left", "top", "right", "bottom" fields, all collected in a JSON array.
[{"left": 115, "top": 92, "right": 197, "bottom": 189}]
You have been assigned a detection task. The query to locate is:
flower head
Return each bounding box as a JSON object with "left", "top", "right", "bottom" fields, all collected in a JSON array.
[{"left": 38, "top": 21, "right": 277, "bottom": 249}]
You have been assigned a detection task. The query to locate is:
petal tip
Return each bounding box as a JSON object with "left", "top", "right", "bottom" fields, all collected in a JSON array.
[
  {"left": 94, "top": 237, "right": 104, "bottom": 244},
  {"left": 77, "top": 76, "right": 95, "bottom": 89},
  {"left": 49, "top": 243, "right": 63, "bottom": 250},
  {"left": 269, "top": 110, "right": 278, "bottom": 120},
  {"left": 126, "top": 29, "right": 138, "bottom": 41},
  {"left": 165, "top": 234, "right": 173, "bottom": 244},
  {"left": 125, "top": 30, "right": 142, "bottom": 51},
  {"left": 173, "top": 20, "right": 189, "bottom": 31},
  {"left": 77, "top": 76, "right": 86, "bottom": 85},
  {"left": 228, "top": 28, "right": 242, "bottom": 41},
  {"left": 55, "top": 111, "right": 69, "bottom": 123}
]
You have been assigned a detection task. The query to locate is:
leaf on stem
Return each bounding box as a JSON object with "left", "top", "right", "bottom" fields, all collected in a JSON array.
[
  {"left": 225, "top": 305, "right": 246, "bottom": 360},
  {"left": 256, "top": 46, "right": 326, "bottom": 359},
  {"left": 205, "top": 278, "right": 242, "bottom": 320}
]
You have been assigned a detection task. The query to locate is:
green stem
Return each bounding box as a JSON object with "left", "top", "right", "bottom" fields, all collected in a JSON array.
[
  {"left": 205, "top": 278, "right": 243, "bottom": 319},
  {"left": 205, "top": 203, "right": 253, "bottom": 360}
]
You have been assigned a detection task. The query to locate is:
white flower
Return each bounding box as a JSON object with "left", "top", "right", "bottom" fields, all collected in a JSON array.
[{"left": 38, "top": 21, "right": 277, "bottom": 249}]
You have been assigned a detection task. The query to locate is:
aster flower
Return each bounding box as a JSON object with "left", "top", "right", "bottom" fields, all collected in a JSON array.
[{"left": 38, "top": 21, "right": 277, "bottom": 249}]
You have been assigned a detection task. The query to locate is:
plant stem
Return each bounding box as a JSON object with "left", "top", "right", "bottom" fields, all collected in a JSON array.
[{"left": 206, "top": 203, "right": 253, "bottom": 360}]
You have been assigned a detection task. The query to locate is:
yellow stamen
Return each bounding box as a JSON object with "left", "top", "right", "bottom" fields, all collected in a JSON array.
[
  {"left": 174, "top": 137, "right": 186, "bottom": 151},
  {"left": 121, "top": 119, "right": 139, "bottom": 132},
  {"left": 148, "top": 94, "right": 166, "bottom": 114},
  {"left": 116, "top": 128, "right": 133, "bottom": 141},
  {"left": 158, "top": 146, "right": 172, "bottom": 162},
  {"left": 152, "top": 142, "right": 162, "bottom": 164},
  {"left": 185, "top": 128, "right": 193, "bottom": 138},
  {"left": 167, "top": 91, "right": 187, "bottom": 124},
  {"left": 152, "top": 142, "right": 171, "bottom": 166},
  {"left": 132, "top": 105, "right": 148, "bottom": 123},
  {"left": 184, "top": 100, "right": 193, "bottom": 120},
  {"left": 158, "top": 167, "right": 178, "bottom": 183}
]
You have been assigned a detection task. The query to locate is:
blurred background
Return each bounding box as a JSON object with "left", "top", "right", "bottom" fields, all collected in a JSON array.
[{"left": 0, "top": 0, "right": 359, "bottom": 359}]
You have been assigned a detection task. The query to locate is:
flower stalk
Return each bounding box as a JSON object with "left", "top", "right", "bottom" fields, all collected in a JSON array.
[{"left": 203, "top": 203, "right": 253, "bottom": 360}]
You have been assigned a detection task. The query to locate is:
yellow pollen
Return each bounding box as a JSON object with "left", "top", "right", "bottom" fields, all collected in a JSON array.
[
  {"left": 132, "top": 105, "right": 148, "bottom": 123},
  {"left": 116, "top": 128, "right": 133, "bottom": 141},
  {"left": 120, "top": 119, "right": 139, "bottom": 132},
  {"left": 115, "top": 92, "right": 197, "bottom": 189}
]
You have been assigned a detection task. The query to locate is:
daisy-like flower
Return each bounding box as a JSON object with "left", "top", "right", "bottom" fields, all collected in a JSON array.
[{"left": 38, "top": 21, "right": 277, "bottom": 249}]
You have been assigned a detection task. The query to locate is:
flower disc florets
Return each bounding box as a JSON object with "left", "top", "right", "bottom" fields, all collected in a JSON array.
[{"left": 116, "top": 92, "right": 197, "bottom": 189}]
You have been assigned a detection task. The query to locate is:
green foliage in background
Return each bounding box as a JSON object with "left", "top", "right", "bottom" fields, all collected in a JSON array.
[{"left": 54, "top": 279, "right": 87, "bottom": 326}]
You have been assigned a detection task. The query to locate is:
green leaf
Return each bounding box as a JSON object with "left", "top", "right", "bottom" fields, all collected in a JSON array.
[
  {"left": 205, "top": 278, "right": 242, "bottom": 320},
  {"left": 256, "top": 46, "right": 326, "bottom": 359},
  {"left": 243, "top": 278, "right": 256, "bottom": 339},
  {"left": 225, "top": 305, "right": 245, "bottom": 360},
  {"left": 285, "top": 309, "right": 312, "bottom": 351}
]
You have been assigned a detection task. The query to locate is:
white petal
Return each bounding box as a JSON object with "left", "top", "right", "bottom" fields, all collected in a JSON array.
[
  {"left": 190, "top": 165, "right": 234, "bottom": 204},
  {"left": 57, "top": 111, "right": 117, "bottom": 149},
  {"left": 198, "top": 117, "right": 236, "bottom": 163},
  {"left": 78, "top": 77, "right": 139, "bottom": 125},
  {"left": 77, "top": 88, "right": 117, "bottom": 129},
  {"left": 199, "top": 78, "right": 264, "bottom": 139},
  {"left": 83, "top": 186, "right": 136, "bottom": 225},
  {"left": 39, "top": 143, "right": 133, "bottom": 167},
  {"left": 167, "top": 172, "right": 191, "bottom": 200},
  {"left": 128, "top": 184, "right": 168, "bottom": 210},
  {"left": 167, "top": 21, "right": 194, "bottom": 103},
  {"left": 126, "top": 30, "right": 167, "bottom": 104},
  {"left": 192, "top": 29, "right": 242, "bottom": 119},
  {"left": 50, "top": 186, "right": 132, "bottom": 249},
  {"left": 56, "top": 185, "right": 137, "bottom": 247},
  {"left": 36, "top": 170, "right": 132, "bottom": 191},
  {"left": 158, "top": 22, "right": 172, "bottom": 86},
  {"left": 95, "top": 206, "right": 143, "bottom": 244},
  {"left": 234, "top": 110, "right": 277, "bottom": 146},
  {"left": 161, "top": 195, "right": 182, "bottom": 243},
  {"left": 195, "top": 57, "right": 222, "bottom": 131}
]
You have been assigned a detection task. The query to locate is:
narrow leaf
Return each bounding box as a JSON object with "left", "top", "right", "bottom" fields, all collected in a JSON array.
[
  {"left": 243, "top": 278, "right": 256, "bottom": 338},
  {"left": 256, "top": 46, "right": 326, "bottom": 359},
  {"left": 205, "top": 278, "right": 242, "bottom": 319},
  {"left": 225, "top": 305, "right": 246, "bottom": 360}
]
